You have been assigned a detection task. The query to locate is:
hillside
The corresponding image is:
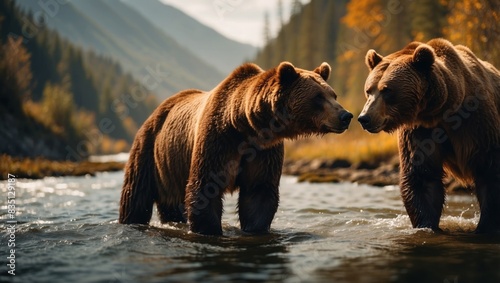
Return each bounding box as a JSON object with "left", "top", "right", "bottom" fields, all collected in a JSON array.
[
  {"left": 0, "top": 0, "right": 157, "bottom": 159},
  {"left": 15, "top": 0, "right": 224, "bottom": 99},
  {"left": 121, "top": 0, "right": 257, "bottom": 74}
]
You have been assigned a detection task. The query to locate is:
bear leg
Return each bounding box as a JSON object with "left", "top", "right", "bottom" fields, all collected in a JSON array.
[
  {"left": 120, "top": 183, "right": 156, "bottom": 224},
  {"left": 399, "top": 128, "right": 445, "bottom": 231},
  {"left": 119, "top": 143, "right": 158, "bottom": 225},
  {"left": 475, "top": 149, "right": 500, "bottom": 233},
  {"left": 238, "top": 182, "right": 279, "bottom": 234},
  {"left": 186, "top": 188, "right": 224, "bottom": 235},
  {"left": 401, "top": 177, "right": 445, "bottom": 230},
  {"left": 157, "top": 202, "right": 186, "bottom": 223},
  {"left": 236, "top": 145, "right": 283, "bottom": 234}
]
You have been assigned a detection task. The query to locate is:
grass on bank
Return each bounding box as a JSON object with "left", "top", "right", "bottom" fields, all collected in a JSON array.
[
  {"left": 285, "top": 123, "right": 399, "bottom": 164},
  {"left": 0, "top": 155, "right": 124, "bottom": 180},
  {"left": 1, "top": 124, "right": 398, "bottom": 179}
]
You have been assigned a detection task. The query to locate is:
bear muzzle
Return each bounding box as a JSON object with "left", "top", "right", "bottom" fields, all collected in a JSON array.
[
  {"left": 321, "top": 110, "right": 353, "bottom": 133},
  {"left": 358, "top": 114, "right": 388, "bottom": 133},
  {"left": 339, "top": 110, "right": 354, "bottom": 129}
]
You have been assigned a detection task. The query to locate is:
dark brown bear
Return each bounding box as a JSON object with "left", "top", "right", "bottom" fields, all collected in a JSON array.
[
  {"left": 119, "top": 61, "right": 353, "bottom": 235},
  {"left": 358, "top": 38, "right": 500, "bottom": 233}
]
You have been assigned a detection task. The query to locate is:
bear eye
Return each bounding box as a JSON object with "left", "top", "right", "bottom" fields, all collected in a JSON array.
[
  {"left": 312, "top": 93, "right": 324, "bottom": 107},
  {"left": 380, "top": 87, "right": 395, "bottom": 102},
  {"left": 380, "top": 86, "right": 390, "bottom": 93}
]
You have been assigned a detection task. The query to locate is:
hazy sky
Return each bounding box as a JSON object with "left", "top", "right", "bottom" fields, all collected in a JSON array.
[{"left": 160, "top": 0, "right": 308, "bottom": 47}]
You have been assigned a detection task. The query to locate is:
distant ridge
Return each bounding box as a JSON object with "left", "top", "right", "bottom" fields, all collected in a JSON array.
[
  {"left": 121, "top": 0, "right": 257, "bottom": 74},
  {"left": 15, "top": 0, "right": 225, "bottom": 100}
]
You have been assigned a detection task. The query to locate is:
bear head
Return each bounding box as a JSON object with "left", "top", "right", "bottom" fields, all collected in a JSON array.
[
  {"left": 358, "top": 42, "right": 437, "bottom": 133},
  {"left": 272, "top": 61, "right": 353, "bottom": 137}
]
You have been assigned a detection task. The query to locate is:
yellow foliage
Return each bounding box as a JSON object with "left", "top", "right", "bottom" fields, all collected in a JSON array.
[
  {"left": 342, "top": 0, "right": 384, "bottom": 29},
  {"left": 122, "top": 117, "right": 138, "bottom": 139},
  {"left": 99, "top": 136, "right": 130, "bottom": 155},
  {"left": 0, "top": 154, "right": 124, "bottom": 179},
  {"left": 285, "top": 123, "right": 398, "bottom": 164},
  {"left": 443, "top": 0, "right": 500, "bottom": 65}
]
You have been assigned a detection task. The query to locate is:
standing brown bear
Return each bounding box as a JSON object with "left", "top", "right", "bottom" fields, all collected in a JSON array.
[
  {"left": 120, "top": 61, "right": 353, "bottom": 235},
  {"left": 358, "top": 38, "right": 500, "bottom": 233}
]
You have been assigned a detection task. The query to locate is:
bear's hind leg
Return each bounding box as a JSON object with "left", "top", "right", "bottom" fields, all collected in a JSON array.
[
  {"left": 119, "top": 183, "right": 156, "bottom": 224},
  {"left": 157, "top": 202, "right": 186, "bottom": 223},
  {"left": 475, "top": 149, "right": 500, "bottom": 233},
  {"left": 119, "top": 155, "right": 157, "bottom": 224}
]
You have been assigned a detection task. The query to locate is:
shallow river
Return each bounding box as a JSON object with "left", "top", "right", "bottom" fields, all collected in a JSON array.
[{"left": 1, "top": 171, "right": 499, "bottom": 283}]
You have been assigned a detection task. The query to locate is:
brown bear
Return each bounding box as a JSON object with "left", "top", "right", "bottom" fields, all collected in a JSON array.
[
  {"left": 358, "top": 38, "right": 500, "bottom": 233},
  {"left": 119, "top": 61, "right": 353, "bottom": 235}
]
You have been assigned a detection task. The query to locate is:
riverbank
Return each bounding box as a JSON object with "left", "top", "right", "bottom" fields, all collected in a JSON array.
[
  {"left": 1, "top": 154, "right": 470, "bottom": 194},
  {"left": 0, "top": 155, "right": 124, "bottom": 180},
  {"left": 283, "top": 157, "right": 471, "bottom": 194}
]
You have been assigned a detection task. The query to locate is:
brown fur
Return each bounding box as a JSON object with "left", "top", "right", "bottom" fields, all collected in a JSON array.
[
  {"left": 119, "top": 61, "right": 353, "bottom": 235},
  {"left": 359, "top": 38, "right": 500, "bottom": 233}
]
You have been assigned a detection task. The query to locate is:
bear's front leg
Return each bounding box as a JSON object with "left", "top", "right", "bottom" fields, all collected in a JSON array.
[
  {"left": 236, "top": 144, "right": 283, "bottom": 234},
  {"left": 185, "top": 135, "right": 241, "bottom": 236},
  {"left": 186, "top": 182, "right": 224, "bottom": 235},
  {"left": 475, "top": 147, "right": 500, "bottom": 233},
  {"left": 399, "top": 128, "right": 445, "bottom": 231}
]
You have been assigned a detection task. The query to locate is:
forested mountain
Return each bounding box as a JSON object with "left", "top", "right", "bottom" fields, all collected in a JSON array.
[
  {"left": 0, "top": 0, "right": 157, "bottom": 159},
  {"left": 122, "top": 0, "right": 257, "bottom": 74},
  {"left": 15, "top": 0, "right": 224, "bottom": 99},
  {"left": 255, "top": 0, "right": 500, "bottom": 113}
]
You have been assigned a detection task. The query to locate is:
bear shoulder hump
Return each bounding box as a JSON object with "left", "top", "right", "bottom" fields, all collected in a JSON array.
[
  {"left": 229, "top": 63, "right": 264, "bottom": 81},
  {"left": 427, "top": 38, "right": 458, "bottom": 58}
]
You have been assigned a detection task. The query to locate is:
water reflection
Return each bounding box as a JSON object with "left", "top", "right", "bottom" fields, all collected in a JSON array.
[
  {"left": 314, "top": 231, "right": 500, "bottom": 283},
  {"left": 129, "top": 224, "right": 320, "bottom": 282}
]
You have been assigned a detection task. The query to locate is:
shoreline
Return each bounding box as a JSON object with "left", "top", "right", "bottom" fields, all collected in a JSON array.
[
  {"left": 1, "top": 155, "right": 471, "bottom": 194},
  {"left": 0, "top": 155, "right": 124, "bottom": 180},
  {"left": 283, "top": 158, "right": 471, "bottom": 194}
]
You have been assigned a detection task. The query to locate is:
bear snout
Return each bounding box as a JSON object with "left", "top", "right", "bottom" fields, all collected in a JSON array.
[
  {"left": 358, "top": 114, "right": 387, "bottom": 133},
  {"left": 358, "top": 114, "right": 371, "bottom": 129},
  {"left": 339, "top": 110, "right": 353, "bottom": 128},
  {"left": 320, "top": 109, "right": 352, "bottom": 133}
]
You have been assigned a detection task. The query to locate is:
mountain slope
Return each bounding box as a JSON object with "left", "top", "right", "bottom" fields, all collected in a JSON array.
[
  {"left": 15, "top": 0, "right": 224, "bottom": 99},
  {"left": 1, "top": 0, "right": 162, "bottom": 159},
  {"left": 121, "top": 0, "right": 257, "bottom": 74}
]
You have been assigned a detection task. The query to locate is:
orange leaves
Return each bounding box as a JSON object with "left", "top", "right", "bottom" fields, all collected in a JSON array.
[
  {"left": 444, "top": 0, "right": 500, "bottom": 64},
  {"left": 0, "top": 36, "right": 33, "bottom": 107},
  {"left": 342, "top": 0, "right": 385, "bottom": 30}
]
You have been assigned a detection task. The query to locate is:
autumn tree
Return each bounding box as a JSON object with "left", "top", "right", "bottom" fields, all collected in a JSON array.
[
  {"left": 410, "top": 0, "right": 448, "bottom": 41},
  {"left": 444, "top": 0, "right": 500, "bottom": 65},
  {"left": 0, "top": 37, "right": 32, "bottom": 115}
]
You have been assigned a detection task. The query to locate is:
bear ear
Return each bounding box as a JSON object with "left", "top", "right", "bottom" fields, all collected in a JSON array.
[
  {"left": 412, "top": 45, "right": 435, "bottom": 69},
  {"left": 278, "top": 61, "right": 299, "bottom": 84},
  {"left": 365, "top": 49, "right": 383, "bottom": 70},
  {"left": 314, "top": 62, "right": 331, "bottom": 81}
]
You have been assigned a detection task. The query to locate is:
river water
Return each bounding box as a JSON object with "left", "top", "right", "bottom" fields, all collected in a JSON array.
[{"left": 1, "top": 171, "right": 499, "bottom": 283}]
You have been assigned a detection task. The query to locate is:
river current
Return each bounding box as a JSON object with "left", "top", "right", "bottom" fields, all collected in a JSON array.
[{"left": 1, "top": 171, "right": 499, "bottom": 282}]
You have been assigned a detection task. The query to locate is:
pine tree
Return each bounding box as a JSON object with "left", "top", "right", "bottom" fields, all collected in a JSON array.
[
  {"left": 291, "top": 0, "right": 303, "bottom": 15},
  {"left": 263, "top": 11, "right": 271, "bottom": 44},
  {"left": 297, "top": 1, "right": 318, "bottom": 69},
  {"left": 410, "top": 0, "right": 448, "bottom": 41},
  {"left": 277, "top": 0, "right": 284, "bottom": 28}
]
